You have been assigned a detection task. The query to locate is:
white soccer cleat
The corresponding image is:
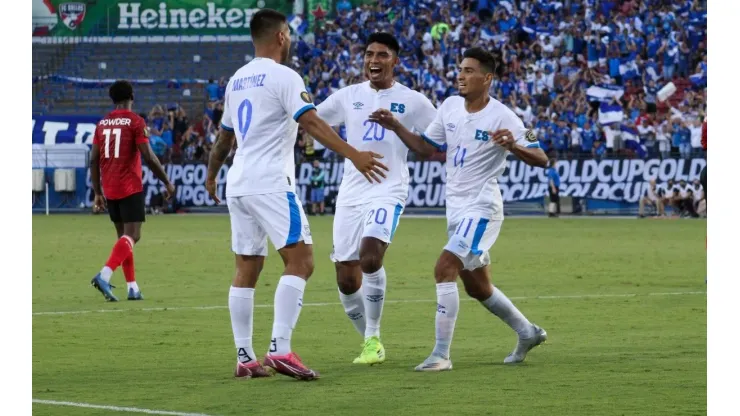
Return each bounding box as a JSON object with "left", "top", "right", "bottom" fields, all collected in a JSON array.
[
  {"left": 414, "top": 354, "right": 453, "bottom": 372},
  {"left": 503, "top": 324, "right": 547, "bottom": 364}
]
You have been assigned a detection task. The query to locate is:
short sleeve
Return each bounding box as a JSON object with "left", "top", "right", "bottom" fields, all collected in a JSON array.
[
  {"left": 412, "top": 93, "right": 437, "bottom": 134},
  {"left": 279, "top": 69, "right": 316, "bottom": 122},
  {"left": 502, "top": 109, "right": 539, "bottom": 148},
  {"left": 220, "top": 81, "right": 234, "bottom": 132},
  {"left": 136, "top": 117, "right": 149, "bottom": 144},
  {"left": 316, "top": 88, "right": 345, "bottom": 126},
  {"left": 421, "top": 109, "right": 446, "bottom": 151}
]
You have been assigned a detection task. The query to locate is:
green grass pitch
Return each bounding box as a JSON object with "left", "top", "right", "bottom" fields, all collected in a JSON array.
[{"left": 32, "top": 214, "right": 706, "bottom": 416}]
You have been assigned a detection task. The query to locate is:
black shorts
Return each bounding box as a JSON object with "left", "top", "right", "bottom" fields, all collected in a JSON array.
[
  {"left": 549, "top": 189, "right": 560, "bottom": 203},
  {"left": 700, "top": 165, "right": 707, "bottom": 199},
  {"left": 107, "top": 192, "right": 146, "bottom": 223}
]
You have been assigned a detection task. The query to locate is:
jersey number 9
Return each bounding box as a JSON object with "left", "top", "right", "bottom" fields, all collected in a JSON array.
[{"left": 237, "top": 98, "right": 253, "bottom": 141}]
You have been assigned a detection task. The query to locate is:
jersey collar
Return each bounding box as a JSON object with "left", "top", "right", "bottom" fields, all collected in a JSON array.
[
  {"left": 365, "top": 80, "right": 398, "bottom": 95},
  {"left": 252, "top": 57, "right": 276, "bottom": 64},
  {"left": 461, "top": 95, "right": 495, "bottom": 121}
]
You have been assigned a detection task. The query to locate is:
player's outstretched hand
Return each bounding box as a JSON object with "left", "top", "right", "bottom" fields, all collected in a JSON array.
[
  {"left": 93, "top": 194, "right": 106, "bottom": 213},
  {"left": 368, "top": 109, "right": 401, "bottom": 131},
  {"left": 350, "top": 151, "right": 388, "bottom": 184},
  {"left": 489, "top": 129, "right": 516, "bottom": 150},
  {"left": 206, "top": 179, "right": 220, "bottom": 204},
  {"left": 164, "top": 182, "right": 176, "bottom": 201}
]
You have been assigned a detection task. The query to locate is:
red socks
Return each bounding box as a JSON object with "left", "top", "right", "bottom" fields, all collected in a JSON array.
[
  {"left": 122, "top": 253, "right": 136, "bottom": 283},
  {"left": 105, "top": 236, "right": 134, "bottom": 272}
]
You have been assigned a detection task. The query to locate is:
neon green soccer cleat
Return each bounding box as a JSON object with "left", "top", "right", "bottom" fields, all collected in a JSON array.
[{"left": 352, "top": 336, "right": 386, "bottom": 365}]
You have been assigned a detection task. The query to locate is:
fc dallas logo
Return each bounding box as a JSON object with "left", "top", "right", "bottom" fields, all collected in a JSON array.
[{"left": 58, "top": 2, "right": 86, "bottom": 30}]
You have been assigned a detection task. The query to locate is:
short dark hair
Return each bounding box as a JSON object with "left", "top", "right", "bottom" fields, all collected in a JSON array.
[
  {"left": 109, "top": 80, "right": 134, "bottom": 104},
  {"left": 366, "top": 32, "right": 400, "bottom": 55},
  {"left": 250, "top": 9, "right": 287, "bottom": 41},
  {"left": 462, "top": 47, "right": 498, "bottom": 75}
]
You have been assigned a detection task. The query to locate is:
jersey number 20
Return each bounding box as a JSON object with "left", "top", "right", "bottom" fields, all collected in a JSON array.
[
  {"left": 362, "top": 120, "right": 385, "bottom": 141},
  {"left": 102, "top": 128, "right": 121, "bottom": 158}
]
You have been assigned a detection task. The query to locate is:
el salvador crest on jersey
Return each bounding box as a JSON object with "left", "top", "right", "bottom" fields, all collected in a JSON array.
[{"left": 58, "top": 3, "right": 86, "bottom": 30}]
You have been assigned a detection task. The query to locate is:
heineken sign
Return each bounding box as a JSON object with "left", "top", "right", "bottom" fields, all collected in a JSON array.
[
  {"left": 118, "top": 2, "right": 263, "bottom": 30},
  {"left": 32, "top": 0, "right": 294, "bottom": 37}
]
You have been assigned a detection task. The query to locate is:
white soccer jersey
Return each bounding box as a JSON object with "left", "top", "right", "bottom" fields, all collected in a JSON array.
[
  {"left": 422, "top": 96, "right": 539, "bottom": 219},
  {"left": 220, "top": 57, "right": 315, "bottom": 197},
  {"left": 317, "top": 81, "right": 437, "bottom": 206}
]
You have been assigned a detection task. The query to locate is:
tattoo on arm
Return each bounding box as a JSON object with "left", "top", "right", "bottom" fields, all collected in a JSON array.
[{"left": 207, "top": 129, "right": 236, "bottom": 181}]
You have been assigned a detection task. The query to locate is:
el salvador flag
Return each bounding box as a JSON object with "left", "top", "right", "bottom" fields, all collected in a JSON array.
[
  {"left": 587, "top": 84, "right": 624, "bottom": 103},
  {"left": 621, "top": 124, "right": 647, "bottom": 158},
  {"left": 619, "top": 55, "right": 639, "bottom": 79},
  {"left": 689, "top": 72, "right": 706, "bottom": 88},
  {"left": 480, "top": 27, "right": 497, "bottom": 42},
  {"left": 598, "top": 102, "right": 624, "bottom": 126},
  {"left": 288, "top": 15, "right": 307, "bottom": 36}
]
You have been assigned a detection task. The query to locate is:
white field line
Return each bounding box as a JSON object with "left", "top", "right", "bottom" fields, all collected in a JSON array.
[
  {"left": 32, "top": 399, "right": 214, "bottom": 416},
  {"left": 33, "top": 291, "right": 705, "bottom": 317}
]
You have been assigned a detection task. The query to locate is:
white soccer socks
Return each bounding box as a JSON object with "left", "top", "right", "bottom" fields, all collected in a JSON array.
[
  {"left": 270, "top": 275, "right": 306, "bottom": 356},
  {"left": 362, "top": 267, "right": 387, "bottom": 339},
  {"left": 339, "top": 289, "right": 366, "bottom": 336},
  {"left": 229, "top": 286, "right": 256, "bottom": 364},
  {"left": 432, "top": 282, "right": 459, "bottom": 358},
  {"left": 481, "top": 286, "right": 535, "bottom": 339}
]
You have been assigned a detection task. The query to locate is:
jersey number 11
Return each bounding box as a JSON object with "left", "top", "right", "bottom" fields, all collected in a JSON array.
[{"left": 102, "top": 128, "right": 122, "bottom": 158}]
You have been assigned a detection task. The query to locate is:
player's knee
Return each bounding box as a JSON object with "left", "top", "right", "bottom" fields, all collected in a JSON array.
[
  {"left": 284, "top": 254, "right": 314, "bottom": 279},
  {"left": 336, "top": 273, "right": 359, "bottom": 294},
  {"left": 462, "top": 279, "right": 489, "bottom": 301},
  {"left": 359, "top": 252, "right": 383, "bottom": 274},
  {"left": 359, "top": 239, "right": 385, "bottom": 274},
  {"left": 299, "top": 255, "right": 315, "bottom": 279},
  {"left": 434, "top": 253, "right": 460, "bottom": 283},
  {"left": 335, "top": 262, "right": 361, "bottom": 294},
  {"left": 124, "top": 231, "right": 140, "bottom": 244}
]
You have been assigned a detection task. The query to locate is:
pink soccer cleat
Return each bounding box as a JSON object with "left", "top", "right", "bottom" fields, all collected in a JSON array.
[
  {"left": 263, "top": 352, "right": 320, "bottom": 381},
  {"left": 234, "top": 360, "right": 273, "bottom": 379}
]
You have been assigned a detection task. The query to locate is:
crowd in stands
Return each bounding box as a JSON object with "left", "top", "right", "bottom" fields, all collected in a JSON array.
[{"left": 146, "top": 0, "right": 708, "bottom": 164}]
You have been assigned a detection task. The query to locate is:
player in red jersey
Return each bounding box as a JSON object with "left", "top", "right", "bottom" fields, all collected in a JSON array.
[{"left": 89, "top": 80, "right": 175, "bottom": 301}]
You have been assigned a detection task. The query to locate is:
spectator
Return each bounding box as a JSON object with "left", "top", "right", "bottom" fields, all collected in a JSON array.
[
  {"left": 309, "top": 160, "right": 326, "bottom": 216},
  {"left": 128, "top": 0, "right": 706, "bottom": 164},
  {"left": 638, "top": 179, "right": 664, "bottom": 218},
  {"left": 546, "top": 158, "right": 561, "bottom": 218},
  {"left": 205, "top": 78, "right": 220, "bottom": 102},
  {"left": 689, "top": 119, "right": 704, "bottom": 157}
]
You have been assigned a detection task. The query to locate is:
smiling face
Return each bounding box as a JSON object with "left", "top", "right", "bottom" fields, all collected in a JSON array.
[
  {"left": 364, "top": 42, "right": 397, "bottom": 87},
  {"left": 457, "top": 57, "right": 493, "bottom": 98}
]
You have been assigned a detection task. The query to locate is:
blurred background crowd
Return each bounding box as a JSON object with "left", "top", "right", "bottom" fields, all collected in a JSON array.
[{"left": 137, "top": 0, "right": 707, "bottom": 165}]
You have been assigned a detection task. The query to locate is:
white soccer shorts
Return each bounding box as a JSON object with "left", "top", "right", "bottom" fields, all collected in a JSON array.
[
  {"left": 443, "top": 210, "right": 503, "bottom": 271},
  {"left": 330, "top": 200, "right": 404, "bottom": 262},
  {"left": 227, "top": 192, "right": 312, "bottom": 256}
]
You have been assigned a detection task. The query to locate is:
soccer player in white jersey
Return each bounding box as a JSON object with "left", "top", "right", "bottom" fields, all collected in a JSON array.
[
  {"left": 316, "top": 32, "right": 437, "bottom": 365},
  {"left": 205, "top": 9, "right": 387, "bottom": 381},
  {"left": 370, "top": 47, "right": 549, "bottom": 371}
]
